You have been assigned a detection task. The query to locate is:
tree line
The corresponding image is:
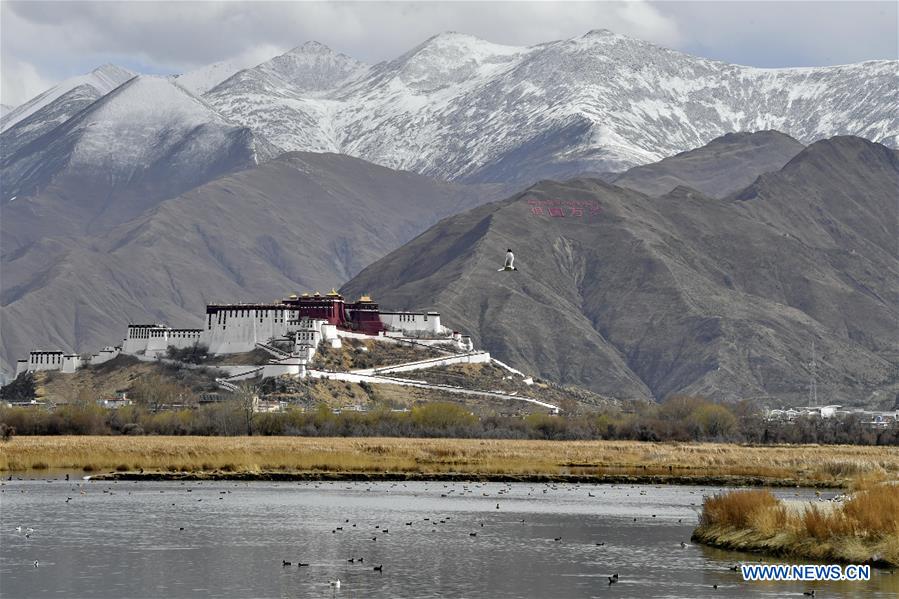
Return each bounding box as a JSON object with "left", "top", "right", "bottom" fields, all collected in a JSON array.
[{"left": 1, "top": 394, "right": 896, "bottom": 445}]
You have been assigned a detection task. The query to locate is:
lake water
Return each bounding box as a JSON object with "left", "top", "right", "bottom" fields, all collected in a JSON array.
[{"left": 1, "top": 476, "right": 895, "bottom": 598}]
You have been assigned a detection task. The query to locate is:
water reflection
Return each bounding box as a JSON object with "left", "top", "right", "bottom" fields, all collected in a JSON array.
[{"left": 1, "top": 477, "right": 894, "bottom": 598}]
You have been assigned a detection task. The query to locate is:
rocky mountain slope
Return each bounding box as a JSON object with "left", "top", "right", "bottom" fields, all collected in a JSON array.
[
  {"left": 342, "top": 136, "right": 899, "bottom": 406},
  {"left": 612, "top": 130, "right": 806, "bottom": 197},
  {"left": 0, "top": 152, "right": 507, "bottom": 375},
  {"left": 204, "top": 30, "right": 898, "bottom": 185}
]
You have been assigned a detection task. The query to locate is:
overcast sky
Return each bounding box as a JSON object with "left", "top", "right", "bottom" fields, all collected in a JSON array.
[{"left": 2, "top": 1, "right": 897, "bottom": 106}]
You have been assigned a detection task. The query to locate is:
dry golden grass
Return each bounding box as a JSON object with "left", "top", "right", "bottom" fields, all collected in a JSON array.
[
  {"left": 1, "top": 437, "right": 897, "bottom": 485},
  {"left": 700, "top": 489, "right": 779, "bottom": 529},
  {"left": 694, "top": 483, "right": 899, "bottom": 567}
]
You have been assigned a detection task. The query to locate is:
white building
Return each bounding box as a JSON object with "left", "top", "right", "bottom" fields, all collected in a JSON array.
[
  {"left": 379, "top": 311, "right": 444, "bottom": 336},
  {"left": 122, "top": 324, "right": 202, "bottom": 356}
]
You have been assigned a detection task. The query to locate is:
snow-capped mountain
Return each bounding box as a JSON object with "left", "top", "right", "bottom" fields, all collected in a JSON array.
[
  {"left": 203, "top": 30, "right": 897, "bottom": 183},
  {"left": 174, "top": 59, "right": 253, "bottom": 95},
  {"left": 173, "top": 47, "right": 286, "bottom": 95},
  {"left": 0, "top": 64, "right": 133, "bottom": 133},
  {"left": 206, "top": 42, "right": 367, "bottom": 153},
  {"left": 1, "top": 75, "right": 276, "bottom": 245},
  {"left": 6, "top": 30, "right": 896, "bottom": 190}
]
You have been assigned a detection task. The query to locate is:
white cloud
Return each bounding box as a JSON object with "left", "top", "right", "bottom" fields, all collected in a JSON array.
[{"left": 1, "top": 56, "right": 54, "bottom": 107}]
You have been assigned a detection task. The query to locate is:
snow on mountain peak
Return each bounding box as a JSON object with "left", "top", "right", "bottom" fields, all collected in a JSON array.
[
  {"left": 286, "top": 40, "right": 338, "bottom": 55},
  {"left": 83, "top": 75, "right": 228, "bottom": 126},
  {"left": 256, "top": 42, "right": 367, "bottom": 93},
  {"left": 2, "top": 74, "right": 267, "bottom": 199},
  {"left": 382, "top": 30, "right": 527, "bottom": 93},
  {"left": 90, "top": 64, "right": 135, "bottom": 84},
  {"left": 1, "top": 64, "right": 134, "bottom": 133},
  {"left": 580, "top": 28, "right": 618, "bottom": 39}
]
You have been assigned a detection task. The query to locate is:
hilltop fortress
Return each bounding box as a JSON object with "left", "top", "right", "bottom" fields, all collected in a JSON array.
[{"left": 15, "top": 291, "right": 474, "bottom": 381}]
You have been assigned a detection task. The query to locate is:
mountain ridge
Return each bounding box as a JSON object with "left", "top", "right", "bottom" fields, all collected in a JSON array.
[{"left": 342, "top": 136, "right": 899, "bottom": 406}]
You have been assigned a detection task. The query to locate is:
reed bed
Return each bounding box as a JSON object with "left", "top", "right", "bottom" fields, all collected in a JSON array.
[
  {"left": 693, "top": 482, "right": 899, "bottom": 567},
  {"left": 1, "top": 437, "right": 897, "bottom": 485}
]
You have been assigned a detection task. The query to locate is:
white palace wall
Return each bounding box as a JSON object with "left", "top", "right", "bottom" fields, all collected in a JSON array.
[
  {"left": 379, "top": 311, "right": 444, "bottom": 335},
  {"left": 202, "top": 306, "right": 299, "bottom": 355}
]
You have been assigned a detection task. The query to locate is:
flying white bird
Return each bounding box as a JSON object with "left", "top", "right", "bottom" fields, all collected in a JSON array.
[{"left": 498, "top": 249, "right": 517, "bottom": 271}]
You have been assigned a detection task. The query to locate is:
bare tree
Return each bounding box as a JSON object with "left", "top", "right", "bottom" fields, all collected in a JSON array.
[
  {"left": 131, "top": 374, "right": 189, "bottom": 413},
  {"left": 234, "top": 381, "right": 260, "bottom": 436}
]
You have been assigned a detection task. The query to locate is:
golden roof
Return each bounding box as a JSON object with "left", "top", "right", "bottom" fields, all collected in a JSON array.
[
  {"left": 313, "top": 291, "right": 320, "bottom": 296},
  {"left": 359, "top": 295, "right": 373, "bottom": 302},
  {"left": 326, "top": 288, "right": 341, "bottom": 297},
  {"left": 288, "top": 293, "right": 298, "bottom": 299}
]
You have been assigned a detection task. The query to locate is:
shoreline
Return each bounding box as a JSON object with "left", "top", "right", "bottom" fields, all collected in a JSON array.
[
  {"left": 2, "top": 436, "right": 897, "bottom": 489},
  {"left": 84, "top": 469, "right": 846, "bottom": 487},
  {"left": 691, "top": 524, "right": 897, "bottom": 570}
]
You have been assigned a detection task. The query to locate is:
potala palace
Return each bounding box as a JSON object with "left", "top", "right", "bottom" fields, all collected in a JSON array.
[
  {"left": 11, "top": 289, "right": 557, "bottom": 412},
  {"left": 15, "top": 291, "right": 474, "bottom": 381}
]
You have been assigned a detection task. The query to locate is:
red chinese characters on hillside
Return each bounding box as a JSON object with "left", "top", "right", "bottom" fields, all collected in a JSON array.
[{"left": 526, "top": 198, "right": 601, "bottom": 219}]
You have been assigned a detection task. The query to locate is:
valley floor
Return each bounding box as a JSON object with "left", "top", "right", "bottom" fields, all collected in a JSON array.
[{"left": 2, "top": 437, "right": 897, "bottom": 488}]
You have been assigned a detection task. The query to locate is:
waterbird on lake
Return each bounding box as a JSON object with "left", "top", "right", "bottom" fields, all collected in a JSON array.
[
  {"left": 713, "top": 584, "right": 718, "bottom": 589},
  {"left": 554, "top": 537, "right": 562, "bottom": 542},
  {"left": 680, "top": 542, "right": 687, "bottom": 548},
  {"left": 298, "top": 563, "right": 310, "bottom": 567},
  {"left": 803, "top": 592, "right": 815, "bottom": 597},
  {"left": 728, "top": 565, "right": 739, "bottom": 571},
  {"left": 329, "top": 579, "right": 341, "bottom": 588},
  {"left": 470, "top": 532, "right": 477, "bottom": 537},
  {"left": 33, "top": 561, "right": 39, "bottom": 568},
  {"left": 283, "top": 560, "right": 291, "bottom": 566},
  {"left": 608, "top": 577, "right": 617, "bottom": 585},
  {"left": 373, "top": 565, "right": 383, "bottom": 572},
  {"left": 595, "top": 542, "right": 605, "bottom": 546}
]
